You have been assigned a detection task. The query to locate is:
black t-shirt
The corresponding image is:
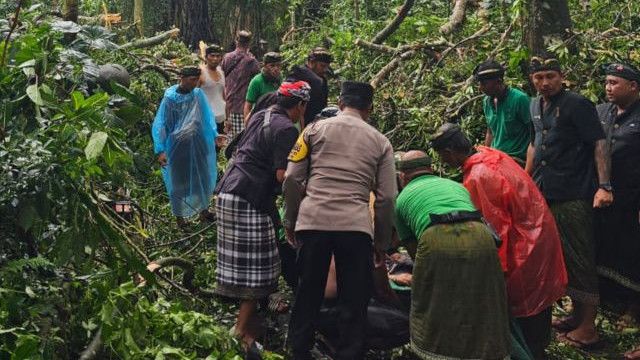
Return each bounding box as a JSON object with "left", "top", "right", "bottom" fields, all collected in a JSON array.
[
  {"left": 530, "top": 90, "right": 605, "bottom": 201},
  {"left": 215, "top": 105, "right": 298, "bottom": 214},
  {"left": 287, "top": 65, "right": 328, "bottom": 126},
  {"left": 597, "top": 100, "right": 640, "bottom": 209}
]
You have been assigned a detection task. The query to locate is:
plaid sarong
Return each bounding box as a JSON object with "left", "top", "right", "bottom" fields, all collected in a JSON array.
[
  {"left": 214, "top": 193, "right": 280, "bottom": 299},
  {"left": 228, "top": 112, "right": 245, "bottom": 139}
]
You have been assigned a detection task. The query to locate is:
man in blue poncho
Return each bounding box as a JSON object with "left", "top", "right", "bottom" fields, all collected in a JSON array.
[{"left": 152, "top": 66, "right": 219, "bottom": 227}]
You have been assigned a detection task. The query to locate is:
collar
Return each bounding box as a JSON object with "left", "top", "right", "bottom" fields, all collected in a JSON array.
[{"left": 340, "top": 108, "right": 365, "bottom": 120}]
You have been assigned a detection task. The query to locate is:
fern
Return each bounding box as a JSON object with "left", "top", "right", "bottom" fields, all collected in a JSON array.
[{"left": 0, "top": 257, "right": 55, "bottom": 275}]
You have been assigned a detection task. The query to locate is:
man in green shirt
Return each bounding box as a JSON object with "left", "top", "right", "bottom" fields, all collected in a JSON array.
[
  {"left": 243, "top": 52, "right": 283, "bottom": 122},
  {"left": 394, "top": 150, "right": 509, "bottom": 360},
  {"left": 473, "top": 60, "right": 532, "bottom": 163}
]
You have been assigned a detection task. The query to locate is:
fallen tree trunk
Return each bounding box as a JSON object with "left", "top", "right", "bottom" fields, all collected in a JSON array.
[
  {"left": 120, "top": 28, "right": 180, "bottom": 49},
  {"left": 371, "top": 0, "right": 415, "bottom": 44},
  {"left": 370, "top": 49, "right": 416, "bottom": 88}
]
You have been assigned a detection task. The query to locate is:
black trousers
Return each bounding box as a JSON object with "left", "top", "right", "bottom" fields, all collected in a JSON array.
[{"left": 288, "top": 230, "right": 373, "bottom": 360}]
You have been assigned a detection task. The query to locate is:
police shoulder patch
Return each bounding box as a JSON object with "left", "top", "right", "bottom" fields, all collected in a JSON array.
[{"left": 288, "top": 131, "right": 309, "bottom": 162}]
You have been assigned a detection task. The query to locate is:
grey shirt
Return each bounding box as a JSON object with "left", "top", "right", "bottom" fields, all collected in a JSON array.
[{"left": 282, "top": 109, "right": 397, "bottom": 250}]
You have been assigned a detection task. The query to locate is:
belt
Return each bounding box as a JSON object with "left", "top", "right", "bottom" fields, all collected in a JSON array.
[{"left": 429, "top": 210, "right": 482, "bottom": 226}]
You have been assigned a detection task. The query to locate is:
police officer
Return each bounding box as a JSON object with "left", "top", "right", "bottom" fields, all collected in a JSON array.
[
  {"left": 283, "top": 81, "right": 396, "bottom": 359},
  {"left": 595, "top": 62, "right": 640, "bottom": 324},
  {"left": 526, "top": 56, "right": 613, "bottom": 349}
]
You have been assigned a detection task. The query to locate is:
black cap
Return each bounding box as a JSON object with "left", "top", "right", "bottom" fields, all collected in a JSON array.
[
  {"left": 530, "top": 56, "right": 562, "bottom": 74},
  {"left": 263, "top": 52, "right": 283, "bottom": 64},
  {"left": 340, "top": 81, "right": 374, "bottom": 108},
  {"left": 179, "top": 66, "right": 201, "bottom": 77},
  {"left": 205, "top": 44, "right": 224, "bottom": 55},
  {"left": 603, "top": 62, "right": 640, "bottom": 82},
  {"left": 473, "top": 60, "right": 505, "bottom": 81},
  {"left": 308, "top": 47, "right": 333, "bottom": 63},
  {"left": 430, "top": 123, "right": 463, "bottom": 150},
  {"left": 316, "top": 105, "right": 340, "bottom": 120}
]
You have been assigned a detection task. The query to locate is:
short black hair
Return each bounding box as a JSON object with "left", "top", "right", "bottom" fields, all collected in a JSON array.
[
  {"left": 277, "top": 94, "right": 306, "bottom": 109},
  {"left": 340, "top": 81, "right": 374, "bottom": 110},
  {"left": 430, "top": 123, "right": 472, "bottom": 153}
]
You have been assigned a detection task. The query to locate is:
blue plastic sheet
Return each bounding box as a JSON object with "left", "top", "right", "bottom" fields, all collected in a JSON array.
[{"left": 152, "top": 85, "right": 218, "bottom": 217}]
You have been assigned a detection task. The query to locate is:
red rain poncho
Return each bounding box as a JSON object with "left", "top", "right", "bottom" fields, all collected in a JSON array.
[{"left": 463, "top": 146, "right": 567, "bottom": 317}]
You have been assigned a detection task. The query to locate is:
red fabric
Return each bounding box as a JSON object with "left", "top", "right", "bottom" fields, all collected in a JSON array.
[{"left": 463, "top": 146, "right": 567, "bottom": 317}]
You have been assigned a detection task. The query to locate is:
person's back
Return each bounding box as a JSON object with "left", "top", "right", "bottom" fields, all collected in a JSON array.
[
  {"left": 292, "top": 111, "right": 392, "bottom": 234},
  {"left": 394, "top": 153, "right": 509, "bottom": 360},
  {"left": 463, "top": 146, "right": 567, "bottom": 318}
]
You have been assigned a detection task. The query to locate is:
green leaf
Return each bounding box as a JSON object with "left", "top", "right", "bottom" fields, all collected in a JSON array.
[
  {"left": 115, "top": 105, "right": 143, "bottom": 125},
  {"left": 18, "top": 203, "right": 38, "bottom": 230},
  {"left": 84, "top": 132, "right": 108, "bottom": 160},
  {"left": 71, "top": 91, "right": 84, "bottom": 110},
  {"left": 26, "top": 85, "right": 45, "bottom": 106}
]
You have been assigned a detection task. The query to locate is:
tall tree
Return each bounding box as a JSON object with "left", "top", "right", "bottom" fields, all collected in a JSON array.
[
  {"left": 525, "top": 0, "right": 573, "bottom": 56},
  {"left": 173, "top": 0, "right": 213, "bottom": 49}
]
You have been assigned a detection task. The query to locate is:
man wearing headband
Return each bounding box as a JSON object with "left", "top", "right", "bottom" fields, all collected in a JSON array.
[
  {"left": 473, "top": 60, "right": 532, "bottom": 164},
  {"left": 527, "top": 56, "right": 612, "bottom": 350},
  {"left": 283, "top": 81, "right": 396, "bottom": 359},
  {"left": 243, "top": 52, "right": 283, "bottom": 122},
  {"left": 214, "top": 80, "right": 309, "bottom": 357},
  {"left": 221, "top": 30, "right": 260, "bottom": 138},
  {"left": 152, "top": 66, "right": 219, "bottom": 227},
  {"left": 431, "top": 123, "right": 567, "bottom": 359},
  {"left": 393, "top": 149, "right": 509, "bottom": 360},
  {"left": 287, "top": 47, "right": 332, "bottom": 127},
  {"left": 594, "top": 62, "right": 640, "bottom": 351},
  {"left": 200, "top": 44, "right": 226, "bottom": 134}
]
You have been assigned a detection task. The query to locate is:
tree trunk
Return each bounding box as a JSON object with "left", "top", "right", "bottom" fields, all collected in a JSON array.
[
  {"left": 525, "top": 0, "right": 573, "bottom": 56},
  {"left": 62, "top": 0, "right": 78, "bottom": 22},
  {"left": 133, "top": 0, "right": 144, "bottom": 36},
  {"left": 174, "top": 0, "right": 212, "bottom": 49}
]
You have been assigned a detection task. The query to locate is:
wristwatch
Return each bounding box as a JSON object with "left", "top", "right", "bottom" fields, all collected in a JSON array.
[{"left": 599, "top": 182, "right": 613, "bottom": 192}]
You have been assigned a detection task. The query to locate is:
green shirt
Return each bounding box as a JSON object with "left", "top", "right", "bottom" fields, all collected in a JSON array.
[
  {"left": 394, "top": 175, "right": 477, "bottom": 242},
  {"left": 245, "top": 73, "right": 280, "bottom": 103},
  {"left": 483, "top": 87, "right": 532, "bottom": 160}
]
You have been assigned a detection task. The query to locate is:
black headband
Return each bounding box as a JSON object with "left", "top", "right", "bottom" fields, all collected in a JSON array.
[
  {"left": 179, "top": 66, "right": 201, "bottom": 77},
  {"left": 603, "top": 62, "right": 640, "bottom": 82},
  {"left": 397, "top": 156, "right": 432, "bottom": 171},
  {"left": 530, "top": 57, "right": 562, "bottom": 74}
]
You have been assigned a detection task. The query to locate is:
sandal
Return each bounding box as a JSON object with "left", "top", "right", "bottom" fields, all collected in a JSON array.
[{"left": 557, "top": 332, "right": 605, "bottom": 352}]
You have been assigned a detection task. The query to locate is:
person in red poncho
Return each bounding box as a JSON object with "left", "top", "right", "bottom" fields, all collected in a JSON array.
[{"left": 431, "top": 122, "right": 568, "bottom": 360}]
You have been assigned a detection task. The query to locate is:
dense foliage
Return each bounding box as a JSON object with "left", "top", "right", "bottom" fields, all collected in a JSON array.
[{"left": 1, "top": 0, "right": 639, "bottom": 359}]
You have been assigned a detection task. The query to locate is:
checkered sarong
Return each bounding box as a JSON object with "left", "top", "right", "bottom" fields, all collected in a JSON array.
[
  {"left": 214, "top": 193, "right": 280, "bottom": 299},
  {"left": 228, "top": 113, "right": 245, "bottom": 139}
]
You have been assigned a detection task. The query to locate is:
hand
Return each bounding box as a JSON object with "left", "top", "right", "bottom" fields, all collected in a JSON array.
[
  {"left": 285, "top": 227, "right": 299, "bottom": 249},
  {"left": 388, "top": 273, "right": 412, "bottom": 286},
  {"left": 387, "top": 252, "right": 403, "bottom": 263},
  {"left": 157, "top": 152, "right": 167, "bottom": 167},
  {"left": 593, "top": 188, "right": 613, "bottom": 208}
]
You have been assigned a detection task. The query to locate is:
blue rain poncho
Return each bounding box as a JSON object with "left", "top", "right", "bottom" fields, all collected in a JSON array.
[{"left": 152, "top": 85, "right": 218, "bottom": 217}]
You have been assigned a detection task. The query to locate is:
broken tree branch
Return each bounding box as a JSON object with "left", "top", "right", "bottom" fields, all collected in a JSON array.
[
  {"left": 120, "top": 28, "right": 180, "bottom": 49},
  {"left": 371, "top": 0, "right": 416, "bottom": 44},
  {"left": 435, "top": 24, "right": 490, "bottom": 68},
  {"left": 440, "top": 0, "right": 469, "bottom": 35},
  {"left": 1, "top": 0, "right": 25, "bottom": 67},
  {"left": 355, "top": 38, "right": 451, "bottom": 55},
  {"left": 370, "top": 49, "right": 416, "bottom": 88}
]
